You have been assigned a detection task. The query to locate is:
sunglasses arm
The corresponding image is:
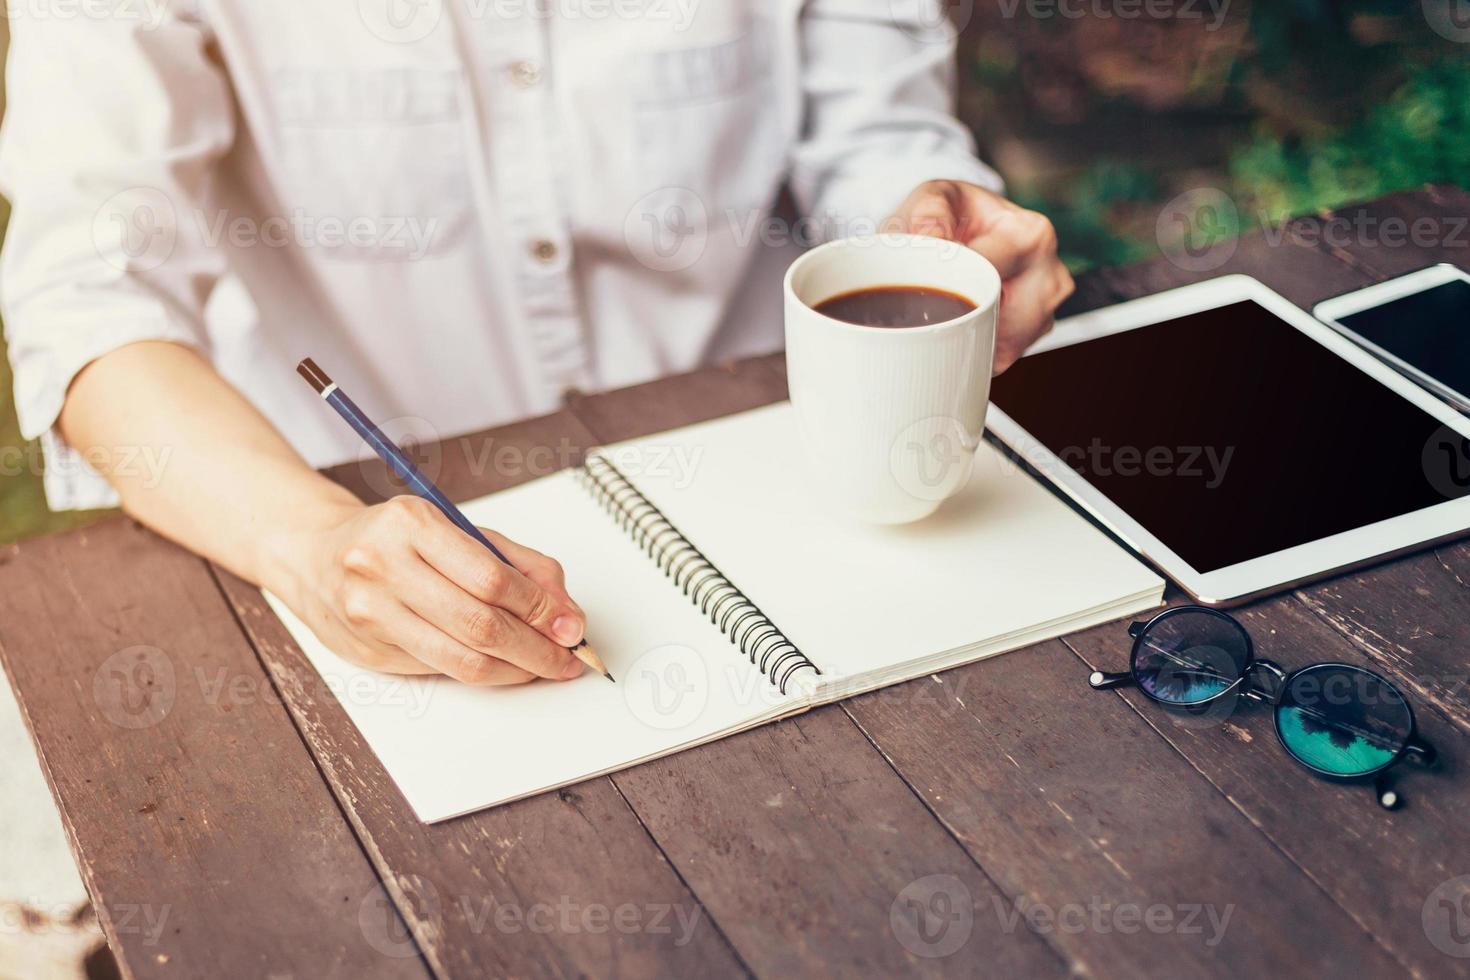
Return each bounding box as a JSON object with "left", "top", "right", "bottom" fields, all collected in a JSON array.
[
  {"left": 1373, "top": 736, "right": 1440, "bottom": 811},
  {"left": 1405, "top": 734, "right": 1439, "bottom": 768},
  {"left": 1085, "top": 621, "right": 1155, "bottom": 690},
  {"left": 1088, "top": 669, "right": 1135, "bottom": 691}
]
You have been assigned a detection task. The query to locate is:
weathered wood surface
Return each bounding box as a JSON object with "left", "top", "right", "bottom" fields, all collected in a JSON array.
[
  {"left": 0, "top": 522, "right": 430, "bottom": 979},
  {"left": 2, "top": 186, "right": 1467, "bottom": 979}
]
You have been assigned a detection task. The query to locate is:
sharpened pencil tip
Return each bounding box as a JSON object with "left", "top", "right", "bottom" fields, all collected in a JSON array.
[{"left": 605, "top": 672, "right": 615, "bottom": 683}]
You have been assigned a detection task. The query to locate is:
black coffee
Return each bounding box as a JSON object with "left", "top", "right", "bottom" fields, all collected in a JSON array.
[{"left": 813, "top": 285, "right": 976, "bottom": 328}]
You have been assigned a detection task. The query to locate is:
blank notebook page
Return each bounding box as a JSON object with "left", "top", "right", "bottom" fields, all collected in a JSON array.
[
  {"left": 266, "top": 469, "right": 796, "bottom": 823},
  {"left": 617, "top": 402, "right": 1162, "bottom": 688}
]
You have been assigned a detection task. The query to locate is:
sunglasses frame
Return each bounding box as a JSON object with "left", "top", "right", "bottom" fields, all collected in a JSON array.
[{"left": 1089, "top": 605, "right": 1438, "bottom": 809}]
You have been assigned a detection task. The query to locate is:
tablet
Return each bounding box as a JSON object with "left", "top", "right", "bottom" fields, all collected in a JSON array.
[{"left": 987, "top": 274, "right": 1470, "bottom": 605}]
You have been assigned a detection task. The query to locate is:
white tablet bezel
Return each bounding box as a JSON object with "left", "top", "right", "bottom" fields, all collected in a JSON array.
[
  {"left": 987, "top": 274, "right": 1470, "bottom": 606},
  {"left": 1312, "top": 263, "right": 1470, "bottom": 413}
]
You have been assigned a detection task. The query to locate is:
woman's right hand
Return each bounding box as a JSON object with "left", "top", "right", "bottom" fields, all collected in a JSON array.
[
  {"left": 55, "top": 341, "right": 584, "bottom": 688},
  {"left": 274, "top": 495, "right": 588, "bottom": 685}
]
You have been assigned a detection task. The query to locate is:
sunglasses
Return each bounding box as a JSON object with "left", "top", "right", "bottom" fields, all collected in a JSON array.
[{"left": 1088, "top": 605, "right": 1438, "bottom": 809}]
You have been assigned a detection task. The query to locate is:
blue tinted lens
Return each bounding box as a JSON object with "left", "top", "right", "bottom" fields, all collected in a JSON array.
[
  {"left": 1276, "top": 666, "right": 1411, "bottom": 776},
  {"left": 1133, "top": 611, "right": 1250, "bottom": 705}
]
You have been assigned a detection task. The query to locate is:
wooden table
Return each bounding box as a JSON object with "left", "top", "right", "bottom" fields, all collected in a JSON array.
[{"left": 5, "top": 186, "right": 1470, "bottom": 979}]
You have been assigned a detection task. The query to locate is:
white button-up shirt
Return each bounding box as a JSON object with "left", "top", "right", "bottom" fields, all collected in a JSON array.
[{"left": 1, "top": 0, "right": 999, "bottom": 509}]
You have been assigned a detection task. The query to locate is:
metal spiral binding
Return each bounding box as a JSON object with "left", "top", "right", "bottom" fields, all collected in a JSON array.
[{"left": 578, "top": 453, "right": 819, "bottom": 693}]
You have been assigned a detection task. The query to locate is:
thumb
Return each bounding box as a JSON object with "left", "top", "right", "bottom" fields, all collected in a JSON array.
[{"left": 885, "top": 183, "right": 961, "bottom": 240}]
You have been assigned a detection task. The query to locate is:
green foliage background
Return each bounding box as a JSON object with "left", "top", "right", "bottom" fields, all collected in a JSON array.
[
  {"left": 1234, "top": 60, "right": 1470, "bottom": 224},
  {"left": 1020, "top": 58, "right": 1470, "bottom": 271},
  {"left": 997, "top": 6, "right": 1470, "bottom": 270}
]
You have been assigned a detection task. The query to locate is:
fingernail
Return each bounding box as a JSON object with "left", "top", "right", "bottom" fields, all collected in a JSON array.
[{"left": 552, "top": 615, "right": 583, "bottom": 646}]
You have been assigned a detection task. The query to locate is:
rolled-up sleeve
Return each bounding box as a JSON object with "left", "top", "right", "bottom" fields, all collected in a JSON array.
[
  {"left": 791, "top": 0, "right": 1003, "bottom": 236},
  {"left": 0, "top": 7, "right": 234, "bottom": 509}
]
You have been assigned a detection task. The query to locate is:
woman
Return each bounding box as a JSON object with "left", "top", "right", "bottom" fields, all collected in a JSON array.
[{"left": 0, "top": 1, "right": 1071, "bottom": 685}]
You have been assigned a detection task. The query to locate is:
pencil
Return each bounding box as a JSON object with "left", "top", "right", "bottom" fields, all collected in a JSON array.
[{"left": 295, "top": 357, "right": 613, "bottom": 683}]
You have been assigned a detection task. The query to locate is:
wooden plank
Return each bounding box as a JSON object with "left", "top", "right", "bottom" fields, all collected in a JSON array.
[
  {"left": 1062, "top": 597, "right": 1470, "bottom": 977},
  {"left": 1288, "top": 183, "right": 1470, "bottom": 285},
  {"left": 1220, "top": 184, "right": 1470, "bottom": 309},
  {"left": 843, "top": 642, "right": 1405, "bottom": 976},
  {"left": 564, "top": 359, "right": 785, "bottom": 442},
  {"left": 214, "top": 410, "right": 748, "bottom": 979},
  {"left": 1070, "top": 210, "right": 1371, "bottom": 313},
  {"left": 318, "top": 405, "right": 591, "bottom": 507},
  {"left": 0, "top": 520, "right": 429, "bottom": 980},
  {"left": 613, "top": 706, "right": 1068, "bottom": 977},
  {"left": 1294, "top": 559, "right": 1470, "bottom": 741},
  {"left": 568, "top": 361, "right": 1067, "bottom": 976}
]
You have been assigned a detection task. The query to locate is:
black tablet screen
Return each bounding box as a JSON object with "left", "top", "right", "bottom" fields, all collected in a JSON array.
[{"left": 990, "top": 300, "right": 1469, "bottom": 573}]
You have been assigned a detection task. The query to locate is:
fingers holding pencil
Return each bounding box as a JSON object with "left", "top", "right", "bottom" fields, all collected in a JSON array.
[
  {"left": 410, "top": 512, "right": 585, "bottom": 646},
  {"left": 292, "top": 500, "right": 569, "bottom": 684},
  {"left": 473, "top": 527, "right": 613, "bottom": 681},
  {"left": 470, "top": 529, "right": 614, "bottom": 681},
  {"left": 297, "top": 357, "right": 614, "bottom": 684},
  {"left": 408, "top": 513, "right": 614, "bottom": 680}
]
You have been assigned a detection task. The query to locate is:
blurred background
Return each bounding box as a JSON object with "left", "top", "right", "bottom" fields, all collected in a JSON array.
[
  {"left": 956, "top": 1, "right": 1469, "bottom": 268},
  {"left": 2, "top": 2, "right": 1468, "bottom": 543}
]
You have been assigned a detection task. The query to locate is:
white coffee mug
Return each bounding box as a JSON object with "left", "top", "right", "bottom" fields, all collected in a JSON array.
[{"left": 784, "top": 233, "right": 1002, "bottom": 524}]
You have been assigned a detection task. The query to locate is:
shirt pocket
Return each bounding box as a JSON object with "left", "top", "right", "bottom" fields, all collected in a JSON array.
[
  {"left": 627, "top": 22, "right": 788, "bottom": 216},
  {"left": 268, "top": 68, "right": 473, "bottom": 261}
]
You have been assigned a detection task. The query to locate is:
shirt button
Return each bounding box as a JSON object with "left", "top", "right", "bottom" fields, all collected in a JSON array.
[
  {"left": 530, "top": 239, "right": 558, "bottom": 263},
  {"left": 508, "top": 60, "right": 542, "bottom": 88}
]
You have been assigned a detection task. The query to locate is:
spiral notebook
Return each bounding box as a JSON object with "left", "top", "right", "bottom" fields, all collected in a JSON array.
[{"left": 266, "top": 402, "right": 1163, "bottom": 822}]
